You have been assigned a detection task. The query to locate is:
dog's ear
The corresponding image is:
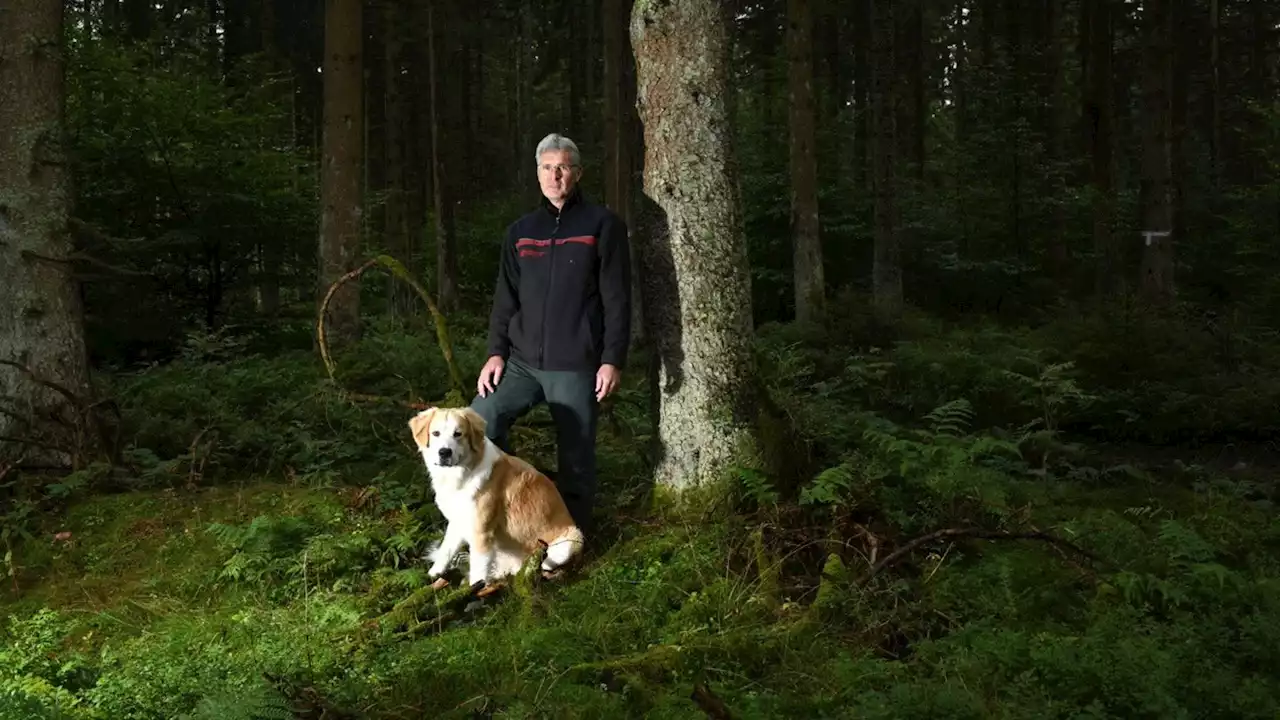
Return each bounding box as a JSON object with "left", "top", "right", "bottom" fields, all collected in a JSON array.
[
  {"left": 408, "top": 407, "right": 437, "bottom": 445},
  {"left": 461, "top": 407, "right": 488, "bottom": 452}
]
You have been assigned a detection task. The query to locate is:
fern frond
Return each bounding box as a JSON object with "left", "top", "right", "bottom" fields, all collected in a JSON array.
[
  {"left": 179, "top": 679, "right": 294, "bottom": 720},
  {"left": 923, "top": 399, "right": 974, "bottom": 437}
]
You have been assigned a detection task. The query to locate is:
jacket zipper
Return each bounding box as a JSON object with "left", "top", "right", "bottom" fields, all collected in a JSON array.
[{"left": 539, "top": 213, "right": 560, "bottom": 367}]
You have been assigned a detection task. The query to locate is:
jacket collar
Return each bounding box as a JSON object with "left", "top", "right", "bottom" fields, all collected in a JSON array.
[{"left": 541, "top": 186, "right": 584, "bottom": 217}]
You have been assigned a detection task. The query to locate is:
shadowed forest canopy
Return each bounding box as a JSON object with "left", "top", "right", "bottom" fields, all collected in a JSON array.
[{"left": 0, "top": 0, "right": 1278, "bottom": 717}]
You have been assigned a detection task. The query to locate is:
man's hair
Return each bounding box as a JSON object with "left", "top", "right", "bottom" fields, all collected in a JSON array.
[{"left": 535, "top": 133, "right": 581, "bottom": 167}]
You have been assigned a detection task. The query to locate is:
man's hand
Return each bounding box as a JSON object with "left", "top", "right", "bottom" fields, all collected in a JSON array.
[
  {"left": 595, "top": 364, "right": 621, "bottom": 402},
  {"left": 477, "top": 355, "right": 505, "bottom": 397}
]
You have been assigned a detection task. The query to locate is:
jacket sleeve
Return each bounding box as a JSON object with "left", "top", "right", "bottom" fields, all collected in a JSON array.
[
  {"left": 486, "top": 225, "right": 521, "bottom": 359},
  {"left": 598, "top": 212, "right": 632, "bottom": 369}
]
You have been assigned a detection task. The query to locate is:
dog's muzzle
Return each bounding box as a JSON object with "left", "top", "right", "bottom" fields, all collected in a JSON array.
[{"left": 437, "top": 447, "right": 455, "bottom": 467}]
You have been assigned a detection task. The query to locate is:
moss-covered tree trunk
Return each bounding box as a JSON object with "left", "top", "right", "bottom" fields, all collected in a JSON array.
[
  {"left": 631, "top": 0, "right": 760, "bottom": 497},
  {"left": 318, "top": 0, "right": 363, "bottom": 346},
  {"left": 0, "top": 0, "right": 94, "bottom": 467}
]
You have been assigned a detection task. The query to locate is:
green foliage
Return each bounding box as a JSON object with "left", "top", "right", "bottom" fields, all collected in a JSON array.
[
  {"left": 7, "top": 296, "right": 1280, "bottom": 719},
  {"left": 177, "top": 679, "right": 293, "bottom": 720}
]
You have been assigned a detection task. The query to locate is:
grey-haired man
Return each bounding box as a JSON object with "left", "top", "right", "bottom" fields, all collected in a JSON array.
[{"left": 469, "top": 133, "right": 632, "bottom": 535}]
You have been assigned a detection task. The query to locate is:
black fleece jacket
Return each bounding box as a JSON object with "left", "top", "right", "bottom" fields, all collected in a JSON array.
[{"left": 485, "top": 188, "right": 632, "bottom": 372}]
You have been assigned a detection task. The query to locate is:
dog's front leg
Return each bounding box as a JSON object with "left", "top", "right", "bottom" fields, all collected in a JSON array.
[
  {"left": 467, "top": 531, "right": 496, "bottom": 588},
  {"left": 427, "top": 522, "right": 466, "bottom": 579}
]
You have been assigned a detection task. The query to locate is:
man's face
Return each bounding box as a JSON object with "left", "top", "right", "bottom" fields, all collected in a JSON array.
[{"left": 537, "top": 150, "right": 579, "bottom": 206}]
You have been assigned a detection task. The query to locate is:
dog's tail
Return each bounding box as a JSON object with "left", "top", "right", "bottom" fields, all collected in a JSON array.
[{"left": 540, "top": 526, "right": 585, "bottom": 572}]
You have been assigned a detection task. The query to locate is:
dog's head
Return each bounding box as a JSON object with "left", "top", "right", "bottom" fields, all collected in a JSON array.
[{"left": 408, "top": 407, "right": 488, "bottom": 469}]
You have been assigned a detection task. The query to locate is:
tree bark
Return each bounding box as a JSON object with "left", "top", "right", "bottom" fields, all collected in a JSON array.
[
  {"left": 787, "top": 0, "right": 826, "bottom": 324},
  {"left": 603, "top": 0, "right": 644, "bottom": 347},
  {"left": 1208, "top": 0, "right": 1221, "bottom": 187},
  {"left": 1085, "top": 0, "right": 1116, "bottom": 298},
  {"left": 1139, "top": 0, "right": 1175, "bottom": 304},
  {"left": 870, "top": 0, "right": 902, "bottom": 323},
  {"left": 383, "top": 0, "right": 413, "bottom": 319},
  {"left": 852, "top": 0, "right": 871, "bottom": 191},
  {"left": 318, "top": 0, "right": 364, "bottom": 346},
  {"left": 0, "top": 0, "right": 96, "bottom": 468},
  {"left": 427, "top": 0, "right": 460, "bottom": 313},
  {"left": 1044, "top": 0, "right": 1070, "bottom": 281},
  {"left": 631, "top": 0, "right": 761, "bottom": 496}
]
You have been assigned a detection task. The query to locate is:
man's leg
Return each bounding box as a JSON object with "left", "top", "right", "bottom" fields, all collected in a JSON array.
[
  {"left": 540, "top": 369, "right": 600, "bottom": 534},
  {"left": 469, "top": 357, "right": 544, "bottom": 452}
]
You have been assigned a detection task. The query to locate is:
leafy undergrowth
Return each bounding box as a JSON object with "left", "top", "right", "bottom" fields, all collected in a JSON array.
[{"left": 3, "top": 313, "right": 1279, "bottom": 718}]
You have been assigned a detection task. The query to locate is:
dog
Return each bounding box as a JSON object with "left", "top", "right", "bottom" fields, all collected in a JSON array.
[{"left": 408, "top": 406, "right": 585, "bottom": 593}]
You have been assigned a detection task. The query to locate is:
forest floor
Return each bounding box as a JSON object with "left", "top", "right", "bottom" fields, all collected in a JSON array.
[{"left": 2, "top": 310, "right": 1279, "bottom": 719}]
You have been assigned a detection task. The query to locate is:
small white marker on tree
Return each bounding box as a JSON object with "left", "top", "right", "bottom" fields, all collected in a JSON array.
[{"left": 1141, "top": 230, "right": 1171, "bottom": 247}]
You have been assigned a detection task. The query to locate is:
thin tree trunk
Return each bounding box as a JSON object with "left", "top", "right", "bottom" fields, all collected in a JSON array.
[
  {"left": 0, "top": 0, "right": 96, "bottom": 468},
  {"left": 853, "top": 0, "right": 871, "bottom": 191},
  {"left": 427, "top": 1, "right": 459, "bottom": 312},
  {"left": 1086, "top": 0, "right": 1116, "bottom": 298},
  {"left": 631, "top": 0, "right": 760, "bottom": 497},
  {"left": 870, "top": 0, "right": 901, "bottom": 322},
  {"left": 384, "top": 0, "right": 414, "bottom": 319},
  {"left": 1209, "top": 0, "right": 1220, "bottom": 187},
  {"left": 603, "top": 0, "right": 644, "bottom": 348},
  {"left": 317, "top": 0, "right": 364, "bottom": 346},
  {"left": 787, "top": 0, "right": 825, "bottom": 324},
  {"left": 1044, "top": 0, "right": 1069, "bottom": 282},
  {"left": 1139, "top": 0, "right": 1175, "bottom": 304}
]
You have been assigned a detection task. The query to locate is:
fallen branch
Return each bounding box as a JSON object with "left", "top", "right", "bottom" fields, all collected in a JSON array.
[
  {"left": 315, "top": 255, "right": 466, "bottom": 407},
  {"left": 859, "top": 527, "right": 1106, "bottom": 585},
  {"left": 691, "top": 682, "right": 734, "bottom": 720}
]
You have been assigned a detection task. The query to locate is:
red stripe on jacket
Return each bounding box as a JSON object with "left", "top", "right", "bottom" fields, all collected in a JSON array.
[{"left": 515, "top": 235, "right": 597, "bottom": 249}]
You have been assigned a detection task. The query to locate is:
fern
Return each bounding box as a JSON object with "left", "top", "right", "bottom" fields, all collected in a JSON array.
[
  {"left": 179, "top": 679, "right": 293, "bottom": 720},
  {"left": 736, "top": 467, "right": 780, "bottom": 507},
  {"left": 799, "top": 460, "right": 858, "bottom": 508},
  {"left": 924, "top": 398, "right": 975, "bottom": 437}
]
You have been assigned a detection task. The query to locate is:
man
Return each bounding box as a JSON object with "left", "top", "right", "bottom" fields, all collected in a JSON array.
[{"left": 470, "top": 133, "right": 631, "bottom": 536}]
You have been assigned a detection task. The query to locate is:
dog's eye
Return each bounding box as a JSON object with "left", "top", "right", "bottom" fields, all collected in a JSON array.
[
  {"left": 431, "top": 430, "right": 440, "bottom": 437},
  {"left": 452, "top": 431, "right": 461, "bottom": 438}
]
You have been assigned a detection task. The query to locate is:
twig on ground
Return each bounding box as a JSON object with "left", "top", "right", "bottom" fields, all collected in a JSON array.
[{"left": 859, "top": 527, "right": 1106, "bottom": 585}]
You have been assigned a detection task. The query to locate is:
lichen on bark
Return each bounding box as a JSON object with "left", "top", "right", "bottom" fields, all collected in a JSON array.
[
  {"left": 0, "top": 0, "right": 96, "bottom": 468},
  {"left": 631, "top": 0, "right": 764, "bottom": 508}
]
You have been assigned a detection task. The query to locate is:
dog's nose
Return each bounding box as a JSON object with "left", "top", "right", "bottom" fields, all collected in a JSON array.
[{"left": 438, "top": 447, "right": 453, "bottom": 460}]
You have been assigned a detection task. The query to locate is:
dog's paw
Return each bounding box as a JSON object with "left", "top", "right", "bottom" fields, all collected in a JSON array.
[{"left": 427, "top": 562, "right": 448, "bottom": 580}]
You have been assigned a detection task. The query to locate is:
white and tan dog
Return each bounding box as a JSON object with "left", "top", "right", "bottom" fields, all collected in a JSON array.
[{"left": 408, "top": 406, "right": 585, "bottom": 592}]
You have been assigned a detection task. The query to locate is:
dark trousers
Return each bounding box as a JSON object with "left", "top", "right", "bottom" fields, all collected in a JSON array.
[{"left": 469, "top": 357, "right": 599, "bottom": 532}]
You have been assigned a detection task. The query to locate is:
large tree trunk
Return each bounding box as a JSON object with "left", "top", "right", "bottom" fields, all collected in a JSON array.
[
  {"left": 0, "top": 0, "right": 96, "bottom": 468},
  {"left": 631, "top": 0, "right": 760, "bottom": 497},
  {"left": 317, "top": 0, "right": 364, "bottom": 347},
  {"left": 870, "top": 0, "right": 902, "bottom": 322},
  {"left": 1139, "top": 0, "right": 1175, "bottom": 304},
  {"left": 787, "top": 0, "right": 826, "bottom": 324}
]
